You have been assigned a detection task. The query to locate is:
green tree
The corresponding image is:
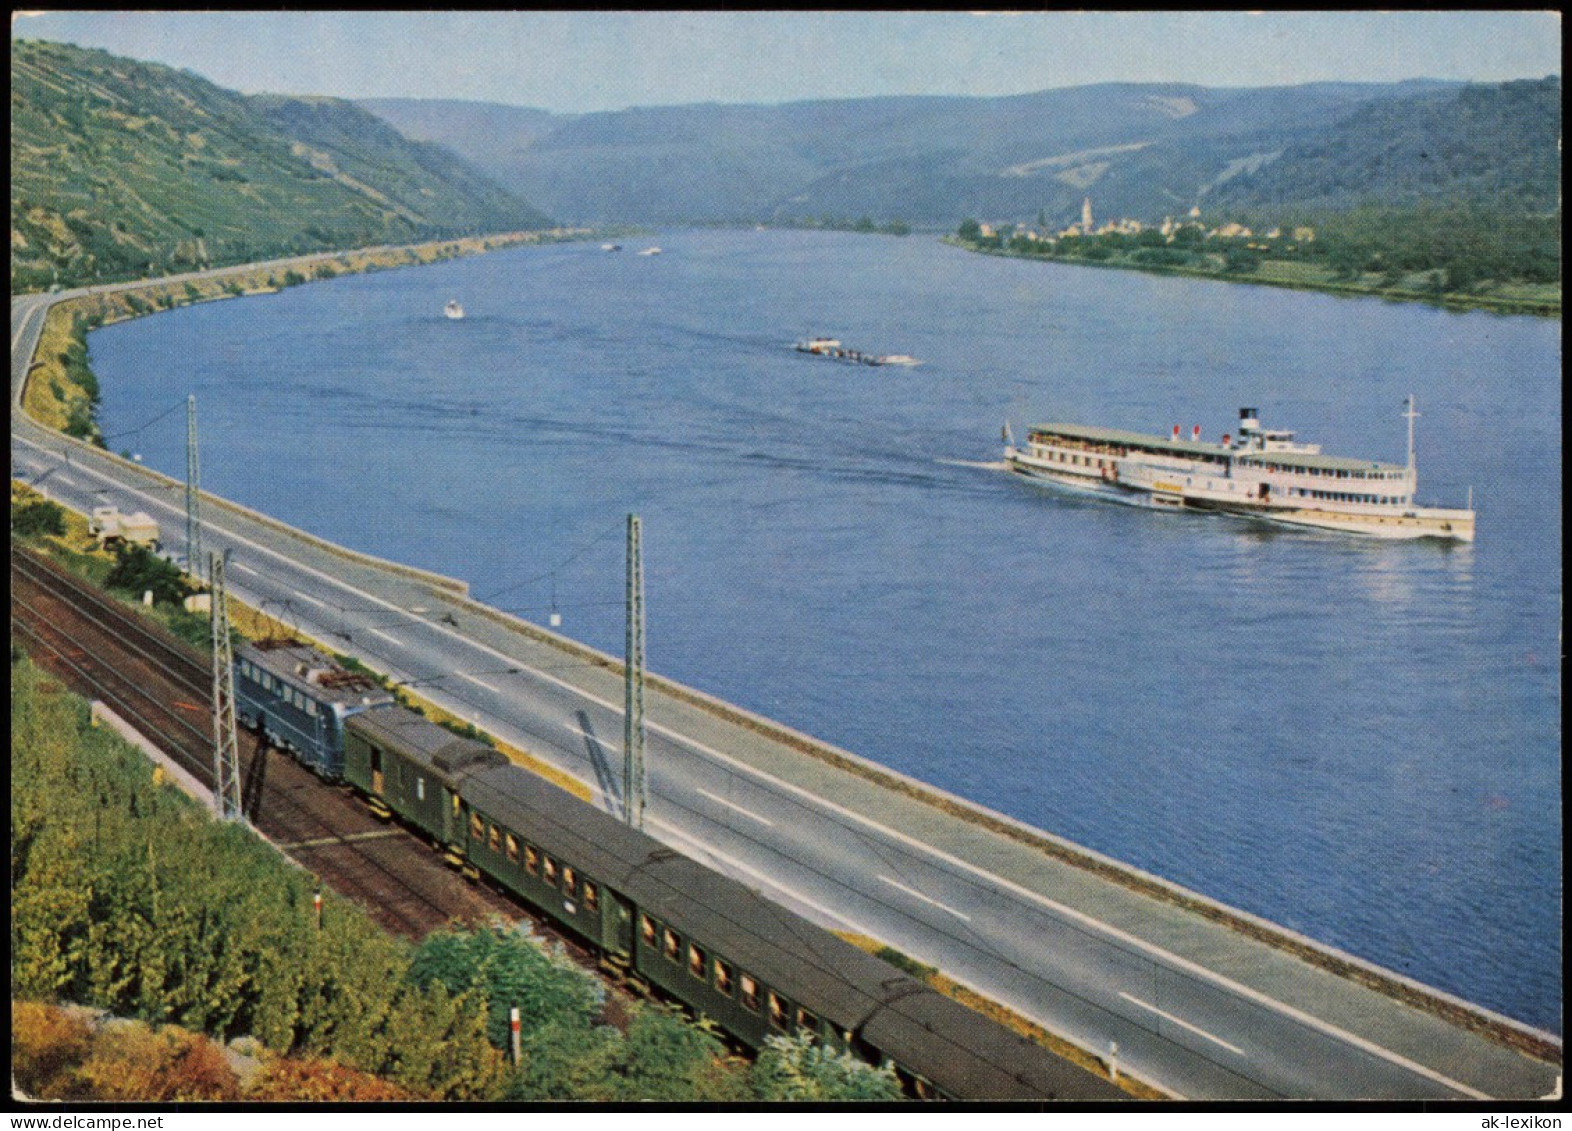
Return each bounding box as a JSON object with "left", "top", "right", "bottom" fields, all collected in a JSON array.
[
  {"left": 408, "top": 925, "right": 601, "bottom": 1049},
  {"left": 611, "top": 1005, "right": 749, "bottom": 1101},
  {"left": 104, "top": 545, "right": 187, "bottom": 606},
  {"left": 751, "top": 1032, "right": 904, "bottom": 1101},
  {"left": 956, "top": 218, "right": 981, "bottom": 242},
  {"left": 12, "top": 498, "right": 66, "bottom": 538}
]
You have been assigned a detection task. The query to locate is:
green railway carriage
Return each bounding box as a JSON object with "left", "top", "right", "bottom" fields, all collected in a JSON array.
[
  {"left": 454, "top": 761, "right": 1125, "bottom": 1100},
  {"left": 343, "top": 705, "right": 506, "bottom": 857},
  {"left": 338, "top": 701, "right": 1124, "bottom": 1099},
  {"left": 460, "top": 762, "right": 888, "bottom": 1053}
]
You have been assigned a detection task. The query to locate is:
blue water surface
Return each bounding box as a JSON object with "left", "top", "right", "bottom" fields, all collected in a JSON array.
[{"left": 94, "top": 230, "right": 1562, "bottom": 1031}]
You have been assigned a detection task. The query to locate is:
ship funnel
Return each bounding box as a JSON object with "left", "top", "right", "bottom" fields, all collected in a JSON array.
[
  {"left": 1238, "top": 408, "right": 1260, "bottom": 434},
  {"left": 1172, "top": 425, "right": 1181, "bottom": 440},
  {"left": 1192, "top": 425, "right": 1201, "bottom": 441}
]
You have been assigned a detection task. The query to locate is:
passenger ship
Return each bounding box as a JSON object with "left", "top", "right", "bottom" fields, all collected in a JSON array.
[{"left": 1003, "top": 399, "right": 1474, "bottom": 541}]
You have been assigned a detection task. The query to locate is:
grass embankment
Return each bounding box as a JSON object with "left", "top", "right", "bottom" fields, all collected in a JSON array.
[
  {"left": 835, "top": 932, "right": 1165, "bottom": 1099},
  {"left": 949, "top": 237, "right": 1561, "bottom": 318},
  {"left": 10, "top": 652, "right": 904, "bottom": 1102},
  {"left": 10, "top": 481, "right": 590, "bottom": 802}
]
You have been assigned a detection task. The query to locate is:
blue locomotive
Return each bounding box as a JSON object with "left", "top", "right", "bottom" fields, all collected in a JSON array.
[{"left": 234, "top": 639, "right": 394, "bottom": 779}]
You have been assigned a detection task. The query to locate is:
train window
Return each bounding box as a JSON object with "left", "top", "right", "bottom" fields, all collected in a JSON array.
[
  {"left": 305, "top": 698, "right": 318, "bottom": 717},
  {"left": 767, "top": 992, "right": 788, "bottom": 1030},
  {"left": 714, "top": 960, "right": 733, "bottom": 995},
  {"left": 470, "top": 812, "right": 484, "bottom": 839},
  {"left": 524, "top": 845, "right": 539, "bottom": 874},
  {"left": 370, "top": 746, "right": 382, "bottom": 773},
  {"left": 488, "top": 824, "right": 500, "bottom": 852},
  {"left": 504, "top": 834, "right": 518, "bottom": 862},
  {"left": 662, "top": 928, "right": 680, "bottom": 961},
  {"left": 740, "top": 975, "right": 759, "bottom": 1012},
  {"left": 796, "top": 1008, "right": 819, "bottom": 1037},
  {"left": 583, "top": 881, "right": 598, "bottom": 911},
  {"left": 561, "top": 866, "right": 576, "bottom": 896},
  {"left": 416, "top": 777, "right": 425, "bottom": 802},
  {"left": 687, "top": 943, "right": 706, "bottom": 979},
  {"left": 543, "top": 856, "right": 558, "bottom": 886},
  {"left": 640, "top": 915, "right": 657, "bottom": 947},
  {"left": 451, "top": 793, "right": 461, "bottom": 819}
]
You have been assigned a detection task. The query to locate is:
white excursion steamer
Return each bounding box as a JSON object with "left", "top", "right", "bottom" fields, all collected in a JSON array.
[{"left": 1003, "top": 398, "right": 1475, "bottom": 542}]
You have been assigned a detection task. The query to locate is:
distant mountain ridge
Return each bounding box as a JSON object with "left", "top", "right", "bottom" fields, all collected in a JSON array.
[
  {"left": 11, "top": 40, "right": 552, "bottom": 290},
  {"left": 355, "top": 77, "right": 1558, "bottom": 229}
]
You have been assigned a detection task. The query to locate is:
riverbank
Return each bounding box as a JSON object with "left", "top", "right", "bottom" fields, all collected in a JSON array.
[
  {"left": 945, "top": 236, "right": 1561, "bottom": 318},
  {"left": 20, "top": 229, "right": 589, "bottom": 442}
]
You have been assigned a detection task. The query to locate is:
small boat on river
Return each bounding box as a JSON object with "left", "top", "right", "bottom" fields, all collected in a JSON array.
[
  {"left": 793, "top": 338, "right": 921, "bottom": 367},
  {"left": 444, "top": 299, "right": 465, "bottom": 320},
  {"left": 1003, "top": 399, "right": 1474, "bottom": 541}
]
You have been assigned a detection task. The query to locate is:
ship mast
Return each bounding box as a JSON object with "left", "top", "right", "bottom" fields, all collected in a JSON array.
[{"left": 1404, "top": 395, "right": 1419, "bottom": 475}]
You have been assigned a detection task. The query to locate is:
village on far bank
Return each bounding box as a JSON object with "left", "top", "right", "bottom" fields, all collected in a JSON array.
[
  {"left": 972, "top": 196, "right": 1313, "bottom": 254},
  {"left": 953, "top": 194, "right": 1556, "bottom": 317}
]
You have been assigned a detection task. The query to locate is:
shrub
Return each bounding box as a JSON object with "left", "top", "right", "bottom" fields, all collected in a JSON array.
[
  {"left": 74, "top": 1022, "right": 240, "bottom": 1102},
  {"left": 752, "top": 1031, "right": 903, "bottom": 1101},
  {"left": 246, "top": 1056, "right": 415, "bottom": 1101},
  {"left": 11, "top": 1000, "right": 95, "bottom": 1099},
  {"left": 12, "top": 498, "right": 66, "bottom": 538},
  {"left": 105, "top": 544, "right": 187, "bottom": 606}
]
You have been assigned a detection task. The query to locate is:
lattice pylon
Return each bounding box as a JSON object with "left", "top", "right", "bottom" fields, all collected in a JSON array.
[
  {"left": 210, "top": 552, "right": 242, "bottom": 821},
  {"left": 623, "top": 514, "right": 646, "bottom": 828},
  {"left": 186, "top": 395, "right": 203, "bottom": 583}
]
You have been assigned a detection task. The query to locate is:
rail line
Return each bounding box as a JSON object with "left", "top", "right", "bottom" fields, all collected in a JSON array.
[{"left": 10, "top": 545, "right": 516, "bottom": 939}]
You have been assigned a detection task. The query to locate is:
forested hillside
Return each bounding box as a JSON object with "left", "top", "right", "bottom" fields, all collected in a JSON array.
[
  {"left": 360, "top": 80, "right": 1465, "bottom": 227},
  {"left": 11, "top": 40, "right": 552, "bottom": 291},
  {"left": 1212, "top": 77, "right": 1560, "bottom": 214}
]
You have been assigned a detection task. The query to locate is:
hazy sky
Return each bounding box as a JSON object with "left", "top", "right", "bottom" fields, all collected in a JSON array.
[{"left": 12, "top": 10, "right": 1562, "bottom": 113}]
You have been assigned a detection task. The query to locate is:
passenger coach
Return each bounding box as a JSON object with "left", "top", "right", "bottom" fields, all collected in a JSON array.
[{"left": 339, "top": 703, "right": 1125, "bottom": 1100}]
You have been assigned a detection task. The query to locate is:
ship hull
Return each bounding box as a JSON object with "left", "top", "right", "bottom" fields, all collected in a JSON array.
[{"left": 1005, "top": 449, "right": 1474, "bottom": 542}]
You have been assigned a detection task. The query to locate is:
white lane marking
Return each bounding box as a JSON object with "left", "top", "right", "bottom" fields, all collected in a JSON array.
[
  {"left": 878, "top": 874, "right": 973, "bottom": 922},
  {"left": 1119, "top": 992, "right": 1247, "bottom": 1058},
  {"left": 644, "top": 813, "right": 1183, "bottom": 1100},
  {"left": 232, "top": 561, "right": 258, "bottom": 575},
  {"left": 54, "top": 474, "right": 78, "bottom": 488},
  {"left": 366, "top": 627, "right": 403, "bottom": 647},
  {"left": 292, "top": 591, "right": 328, "bottom": 608},
  {"left": 459, "top": 672, "right": 503, "bottom": 694},
  {"left": 649, "top": 815, "right": 863, "bottom": 931},
  {"left": 696, "top": 788, "right": 775, "bottom": 827},
  {"left": 6, "top": 432, "right": 1490, "bottom": 1099}
]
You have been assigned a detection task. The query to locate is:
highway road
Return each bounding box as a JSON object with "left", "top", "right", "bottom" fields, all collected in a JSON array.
[{"left": 12, "top": 287, "right": 1562, "bottom": 1100}]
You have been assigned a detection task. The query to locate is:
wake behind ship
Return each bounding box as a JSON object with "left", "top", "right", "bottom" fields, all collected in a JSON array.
[{"left": 1003, "top": 400, "right": 1474, "bottom": 541}]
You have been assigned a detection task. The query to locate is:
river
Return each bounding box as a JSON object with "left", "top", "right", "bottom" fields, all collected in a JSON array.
[{"left": 93, "top": 228, "right": 1562, "bottom": 1032}]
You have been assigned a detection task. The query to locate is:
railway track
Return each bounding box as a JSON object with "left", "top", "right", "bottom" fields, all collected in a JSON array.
[{"left": 11, "top": 545, "right": 521, "bottom": 940}]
